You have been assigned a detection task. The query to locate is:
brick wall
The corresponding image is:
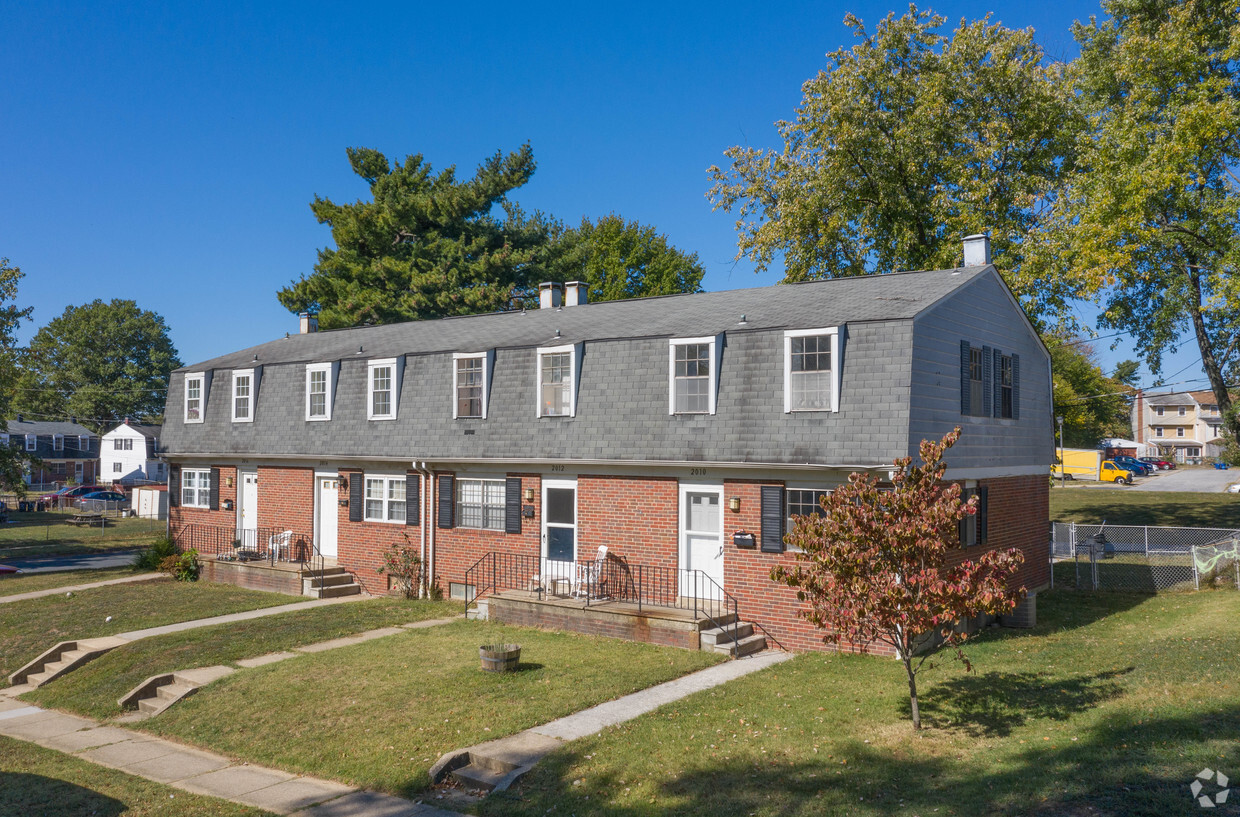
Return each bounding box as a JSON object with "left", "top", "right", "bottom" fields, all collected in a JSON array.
[
  {"left": 255, "top": 466, "right": 315, "bottom": 562},
  {"left": 432, "top": 473, "right": 543, "bottom": 599}
]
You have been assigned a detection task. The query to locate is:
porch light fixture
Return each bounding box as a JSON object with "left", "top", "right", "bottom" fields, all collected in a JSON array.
[
  {"left": 729, "top": 496, "right": 741, "bottom": 513},
  {"left": 338, "top": 477, "right": 348, "bottom": 489},
  {"left": 225, "top": 476, "right": 234, "bottom": 487},
  {"left": 523, "top": 487, "right": 535, "bottom": 502},
  {"left": 339, "top": 498, "right": 349, "bottom": 507}
]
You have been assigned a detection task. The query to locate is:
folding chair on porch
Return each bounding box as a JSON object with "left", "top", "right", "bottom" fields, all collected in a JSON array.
[
  {"left": 268, "top": 530, "right": 293, "bottom": 563},
  {"left": 571, "top": 545, "right": 609, "bottom": 600}
]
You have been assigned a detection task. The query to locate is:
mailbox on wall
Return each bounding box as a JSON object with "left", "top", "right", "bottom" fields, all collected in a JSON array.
[{"left": 733, "top": 531, "right": 756, "bottom": 549}]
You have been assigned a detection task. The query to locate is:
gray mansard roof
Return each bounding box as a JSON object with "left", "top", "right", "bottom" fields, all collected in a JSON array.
[
  {"left": 4, "top": 419, "right": 97, "bottom": 460},
  {"left": 164, "top": 265, "right": 1050, "bottom": 469}
]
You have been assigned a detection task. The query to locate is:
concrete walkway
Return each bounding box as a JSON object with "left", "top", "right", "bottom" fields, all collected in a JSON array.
[{"left": 0, "top": 571, "right": 165, "bottom": 604}]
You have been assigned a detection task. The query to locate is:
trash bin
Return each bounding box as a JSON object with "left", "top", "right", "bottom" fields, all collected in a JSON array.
[{"left": 1089, "top": 531, "right": 1114, "bottom": 559}]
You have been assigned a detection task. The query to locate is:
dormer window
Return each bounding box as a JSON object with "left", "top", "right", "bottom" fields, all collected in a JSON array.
[
  {"left": 185, "top": 372, "right": 205, "bottom": 423},
  {"left": 453, "top": 352, "right": 492, "bottom": 419},
  {"left": 53, "top": 434, "right": 64, "bottom": 452},
  {"left": 25, "top": 434, "right": 36, "bottom": 451},
  {"left": 1179, "top": 406, "right": 1186, "bottom": 416},
  {"left": 669, "top": 336, "right": 720, "bottom": 415},
  {"left": 306, "top": 363, "right": 334, "bottom": 421},
  {"left": 78, "top": 435, "right": 89, "bottom": 451},
  {"left": 536, "top": 343, "right": 581, "bottom": 418},
  {"left": 784, "top": 328, "right": 840, "bottom": 412},
  {"left": 232, "top": 369, "right": 255, "bottom": 422},
  {"left": 367, "top": 358, "right": 401, "bottom": 421}
]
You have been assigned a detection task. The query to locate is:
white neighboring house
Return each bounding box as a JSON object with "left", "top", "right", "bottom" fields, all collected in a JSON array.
[{"left": 100, "top": 422, "right": 165, "bottom": 485}]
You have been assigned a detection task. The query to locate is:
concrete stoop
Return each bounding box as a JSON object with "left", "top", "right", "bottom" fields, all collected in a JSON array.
[
  {"left": 700, "top": 621, "right": 767, "bottom": 657},
  {"left": 302, "top": 567, "right": 363, "bottom": 599},
  {"left": 430, "top": 732, "right": 563, "bottom": 796},
  {"left": 7, "top": 637, "right": 127, "bottom": 689},
  {"left": 465, "top": 598, "right": 488, "bottom": 621},
  {"left": 118, "top": 665, "right": 236, "bottom": 721}
]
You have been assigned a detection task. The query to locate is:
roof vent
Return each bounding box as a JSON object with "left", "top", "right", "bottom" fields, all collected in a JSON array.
[
  {"left": 299, "top": 311, "right": 319, "bottom": 334},
  {"left": 962, "top": 234, "right": 991, "bottom": 266},
  {"left": 538, "top": 282, "right": 563, "bottom": 309},
  {"left": 564, "top": 281, "right": 587, "bottom": 306}
]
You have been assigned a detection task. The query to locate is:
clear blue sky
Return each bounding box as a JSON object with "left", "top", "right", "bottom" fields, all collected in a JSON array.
[{"left": 0, "top": 0, "right": 1207, "bottom": 393}]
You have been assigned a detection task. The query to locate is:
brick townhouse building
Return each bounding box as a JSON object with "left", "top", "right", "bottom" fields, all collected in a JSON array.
[
  {"left": 3, "top": 418, "right": 99, "bottom": 486},
  {"left": 162, "top": 236, "right": 1051, "bottom": 653}
]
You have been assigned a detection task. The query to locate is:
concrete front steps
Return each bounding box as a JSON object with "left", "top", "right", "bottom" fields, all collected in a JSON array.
[
  {"left": 302, "top": 566, "right": 362, "bottom": 598},
  {"left": 7, "top": 637, "right": 127, "bottom": 691},
  {"left": 700, "top": 620, "right": 767, "bottom": 657},
  {"left": 118, "top": 665, "right": 236, "bottom": 721}
]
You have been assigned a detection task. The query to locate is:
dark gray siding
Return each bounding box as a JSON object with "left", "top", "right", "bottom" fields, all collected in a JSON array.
[
  {"left": 162, "top": 320, "right": 914, "bottom": 467},
  {"left": 908, "top": 271, "right": 1052, "bottom": 468}
]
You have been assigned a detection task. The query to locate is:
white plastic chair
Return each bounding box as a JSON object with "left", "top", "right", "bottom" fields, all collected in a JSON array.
[
  {"left": 572, "top": 545, "right": 609, "bottom": 599},
  {"left": 269, "top": 530, "right": 293, "bottom": 562}
]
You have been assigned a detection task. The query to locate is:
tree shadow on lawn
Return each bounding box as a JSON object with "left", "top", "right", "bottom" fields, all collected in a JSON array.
[
  {"left": 0, "top": 773, "right": 126, "bottom": 816},
  {"left": 485, "top": 705, "right": 1240, "bottom": 817},
  {"left": 917, "top": 667, "right": 1133, "bottom": 737}
]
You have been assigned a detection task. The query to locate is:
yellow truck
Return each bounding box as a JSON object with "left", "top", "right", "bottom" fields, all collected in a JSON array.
[{"left": 1052, "top": 448, "right": 1105, "bottom": 481}]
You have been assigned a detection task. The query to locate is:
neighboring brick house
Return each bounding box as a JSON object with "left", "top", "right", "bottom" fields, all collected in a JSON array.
[
  {"left": 161, "top": 236, "right": 1052, "bottom": 653},
  {"left": 100, "top": 421, "right": 165, "bottom": 485},
  {"left": 2, "top": 418, "right": 99, "bottom": 486},
  {"left": 1132, "top": 389, "right": 1233, "bottom": 462}
]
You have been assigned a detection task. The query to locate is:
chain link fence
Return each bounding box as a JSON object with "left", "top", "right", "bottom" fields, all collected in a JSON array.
[{"left": 1051, "top": 522, "right": 1240, "bottom": 592}]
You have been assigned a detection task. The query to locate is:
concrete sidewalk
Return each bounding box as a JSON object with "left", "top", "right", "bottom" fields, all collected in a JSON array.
[
  {"left": 0, "top": 571, "right": 165, "bottom": 604},
  {"left": 0, "top": 696, "right": 456, "bottom": 816}
]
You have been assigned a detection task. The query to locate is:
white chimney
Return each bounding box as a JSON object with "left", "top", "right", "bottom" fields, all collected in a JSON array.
[
  {"left": 962, "top": 234, "right": 991, "bottom": 266},
  {"left": 538, "top": 282, "right": 563, "bottom": 309},
  {"left": 299, "top": 311, "right": 319, "bottom": 334},
  {"left": 563, "top": 281, "right": 587, "bottom": 306}
]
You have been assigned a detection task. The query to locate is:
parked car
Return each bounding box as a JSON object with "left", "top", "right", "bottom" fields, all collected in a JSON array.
[
  {"left": 1112, "top": 456, "right": 1152, "bottom": 476},
  {"left": 1100, "top": 460, "right": 1134, "bottom": 484},
  {"left": 1139, "top": 457, "right": 1175, "bottom": 470},
  {"left": 38, "top": 485, "right": 107, "bottom": 505},
  {"left": 76, "top": 490, "right": 131, "bottom": 512}
]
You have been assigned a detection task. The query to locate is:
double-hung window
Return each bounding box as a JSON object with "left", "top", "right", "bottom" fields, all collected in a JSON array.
[
  {"left": 25, "top": 435, "right": 36, "bottom": 452},
  {"left": 306, "top": 363, "right": 333, "bottom": 421},
  {"left": 368, "top": 358, "right": 398, "bottom": 420},
  {"left": 968, "top": 347, "right": 984, "bottom": 415},
  {"left": 78, "top": 435, "right": 89, "bottom": 451},
  {"left": 53, "top": 434, "right": 63, "bottom": 452},
  {"left": 232, "top": 369, "right": 254, "bottom": 422},
  {"left": 958, "top": 483, "right": 988, "bottom": 547},
  {"left": 669, "top": 336, "right": 719, "bottom": 415},
  {"left": 453, "top": 352, "right": 492, "bottom": 419},
  {"left": 181, "top": 469, "right": 211, "bottom": 508},
  {"left": 114, "top": 438, "right": 132, "bottom": 451},
  {"left": 364, "top": 475, "right": 406, "bottom": 523},
  {"left": 1177, "top": 427, "right": 1185, "bottom": 437},
  {"left": 1155, "top": 427, "right": 1164, "bottom": 437},
  {"left": 1179, "top": 406, "right": 1187, "bottom": 416},
  {"left": 456, "top": 478, "right": 506, "bottom": 530},
  {"left": 536, "top": 343, "right": 580, "bottom": 417},
  {"left": 784, "top": 328, "right": 840, "bottom": 412},
  {"left": 998, "top": 354, "right": 1014, "bottom": 419},
  {"left": 185, "top": 373, "right": 205, "bottom": 423}
]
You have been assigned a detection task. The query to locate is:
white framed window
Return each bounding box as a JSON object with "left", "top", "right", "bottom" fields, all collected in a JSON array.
[
  {"left": 456, "top": 477, "right": 506, "bottom": 530},
  {"left": 184, "top": 372, "right": 205, "bottom": 423},
  {"left": 1155, "top": 427, "right": 1164, "bottom": 437},
  {"left": 25, "top": 434, "right": 36, "bottom": 452},
  {"left": 453, "top": 351, "right": 493, "bottom": 419},
  {"left": 113, "top": 462, "right": 122, "bottom": 473},
  {"left": 78, "top": 435, "right": 89, "bottom": 451},
  {"left": 232, "top": 368, "right": 254, "bottom": 423},
  {"left": 363, "top": 475, "right": 406, "bottom": 523},
  {"left": 0, "top": 434, "right": 8, "bottom": 446},
  {"left": 53, "top": 434, "right": 63, "bottom": 452},
  {"left": 1178, "top": 406, "right": 1187, "bottom": 416},
  {"left": 536, "top": 343, "right": 581, "bottom": 418},
  {"left": 368, "top": 358, "right": 400, "bottom": 420},
  {"left": 181, "top": 469, "right": 211, "bottom": 508},
  {"left": 113, "top": 438, "right": 133, "bottom": 451},
  {"left": 1155, "top": 407, "right": 1164, "bottom": 416},
  {"left": 1177, "top": 427, "right": 1185, "bottom": 437},
  {"left": 305, "top": 363, "right": 333, "bottom": 421},
  {"left": 669, "top": 335, "right": 720, "bottom": 415},
  {"left": 784, "top": 328, "right": 841, "bottom": 413}
]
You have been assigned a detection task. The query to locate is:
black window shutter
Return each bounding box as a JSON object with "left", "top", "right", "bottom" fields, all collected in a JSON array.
[
  {"left": 958, "top": 487, "right": 972, "bottom": 546},
  {"left": 982, "top": 346, "right": 992, "bottom": 417},
  {"left": 209, "top": 467, "right": 220, "bottom": 511},
  {"left": 348, "top": 476, "right": 363, "bottom": 522},
  {"left": 760, "top": 486, "right": 785, "bottom": 553},
  {"left": 959, "top": 341, "right": 971, "bottom": 415},
  {"left": 168, "top": 465, "right": 180, "bottom": 508},
  {"left": 978, "top": 486, "right": 989, "bottom": 545},
  {"left": 505, "top": 477, "right": 522, "bottom": 534},
  {"left": 1011, "top": 354, "right": 1020, "bottom": 420},
  {"left": 993, "top": 348, "right": 1005, "bottom": 417},
  {"left": 437, "top": 475, "right": 454, "bottom": 529},
  {"left": 405, "top": 473, "right": 420, "bottom": 527}
]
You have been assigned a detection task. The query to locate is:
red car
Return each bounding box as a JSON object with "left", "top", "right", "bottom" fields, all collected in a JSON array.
[
  {"left": 1139, "top": 457, "right": 1175, "bottom": 471},
  {"left": 37, "top": 485, "right": 107, "bottom": 505}
]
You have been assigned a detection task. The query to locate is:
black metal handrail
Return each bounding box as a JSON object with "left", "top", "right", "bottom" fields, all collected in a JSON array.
[{"left": 173, "top": 523, "right": 289, "bottom": 566}]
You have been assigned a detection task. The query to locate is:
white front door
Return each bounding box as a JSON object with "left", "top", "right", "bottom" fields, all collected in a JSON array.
[
  {"left": 74, "top": 461, "right": 83, "bottom": 482},
  {"left": 542, "top": 479, "right": 577, "bottom": 585},
  {"left": 316, "top": 476, "right": 339, "bottom": 558},
  {"left": 237, "top": 471, "right": 259, "bottom": 551},
  {"left": 680, "top": 483, "right": 724, "bottom": 600}
]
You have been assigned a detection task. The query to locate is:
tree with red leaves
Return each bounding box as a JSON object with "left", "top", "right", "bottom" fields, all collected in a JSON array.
[{"left": 771, "top": 428, "right": 1026, "bottom": 729}]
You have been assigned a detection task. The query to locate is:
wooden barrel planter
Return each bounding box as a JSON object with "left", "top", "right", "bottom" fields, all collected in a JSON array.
[{"left": 480, "top": 643, "right": 521, "bottom": 673}]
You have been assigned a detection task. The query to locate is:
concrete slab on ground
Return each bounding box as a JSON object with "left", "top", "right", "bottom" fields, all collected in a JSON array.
[
  {"left": 232, "top": 777, "right": 354, "bottom": 813},
  {"left": 122, "top": 746, "right": 233, "bottom": 782},
  {"left": 1131, "top": 466, "right": 1239, "bottom": 492},
  {"left": 236, "top": 650, "right": 300, "bottom": 668},
  {"left": 176, "top": 765, "right": 297, "bottom": 798},
  {"left": 80, "top": 737, "right": 180, "bottom": 769},
  {"left": 116, "top": 595, "right": 366, "bottom": 640},
  {"left": 290, "top": 790, "right": 459, "bottom": 817},
  {"left": 40, "top": 725, "right": 139, "bottom": 752},
  {"left": 0, "top": 572, "right": 163, "bottom": 604},
  {"left": 296, "top": 626, "right": 406, "bottom": 653},
  {"left": 0, "top": 710, "right": 96, "bottom": 741}
]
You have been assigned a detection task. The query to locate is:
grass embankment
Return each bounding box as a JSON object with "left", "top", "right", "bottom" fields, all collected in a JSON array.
[
  {"left": 0, "top": 581, "right": 299, "bottom": 678},
  {"left": 1050, "top": 489, "right": 1240, "bottom": 527},
  {"left": 0, "top": 567, "right": 142, "bottom": 597},
  {"left": 480, "top": 591, "right": 1240, "bottom": 817},
  {"left": 0, "top": 735, "right": 271, "bottom": 817},
  {"left": 137, "top": 620, "right": 722, "bottom": 797},
  {"left": 0, "top": 512, "right": 164, "bottom": 558},
  {"left": 28, "top": 598, "right": 460, "bottom": 719}
]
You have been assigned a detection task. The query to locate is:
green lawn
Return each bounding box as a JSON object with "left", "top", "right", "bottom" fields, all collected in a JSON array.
[
  {"left": 0, "top": 512, "right": 165, "bottom": 558},
  {"left": 1050, "top": 487, "right": 1240, "bottom": 527},
  {"left": 0, "top": 567, "right": 142, "bottom": 597},
  {"left": 137, "top": 620, "right": 723, "bottom": 797},
  {"left": 479, "top": 590, "right": 1240, "bottom": 817},
  {"left": 0, "top": 581, "right": 299, "bottom": 678},
  {"left": 27, "top": 598, "right": 459, "bottom": 719},
  {"left": 0, "top": 734, "right": 271, "bottom": 816}
]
